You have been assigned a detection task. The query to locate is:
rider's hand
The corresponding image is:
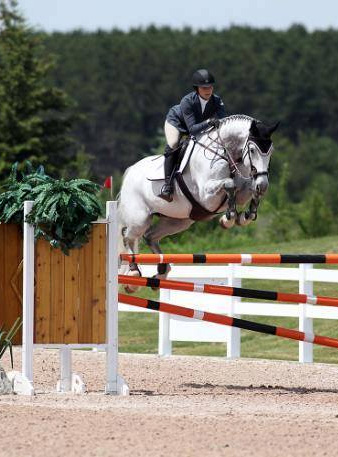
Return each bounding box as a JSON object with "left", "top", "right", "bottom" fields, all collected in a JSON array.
[{"left": 208, "top": 118, "right": 220, "bottom": 129}]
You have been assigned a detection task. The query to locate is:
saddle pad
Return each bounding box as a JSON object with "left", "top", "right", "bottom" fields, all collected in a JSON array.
[{"left": 146, "top": 140, "right": 195, "bottom": 181}]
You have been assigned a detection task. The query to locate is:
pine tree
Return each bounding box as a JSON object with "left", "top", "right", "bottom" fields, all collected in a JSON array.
[{"left": 0, "top": 0, "right": 87, "bottom": 180}]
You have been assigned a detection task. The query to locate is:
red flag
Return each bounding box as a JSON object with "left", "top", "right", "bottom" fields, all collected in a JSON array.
[
  {"left": 103, "top": 176, "right": 113, "bottom": 198},
  {"left": 104, "top": 176, "right": 112, "bottom": 189}
]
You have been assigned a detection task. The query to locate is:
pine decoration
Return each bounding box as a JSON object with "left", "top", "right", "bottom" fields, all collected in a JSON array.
[
  {"left": 0, "top": 162, "right": 104, "bottom": 254},
  {"left": 26, "top": 178, "right": 103, "bottom": 254}
]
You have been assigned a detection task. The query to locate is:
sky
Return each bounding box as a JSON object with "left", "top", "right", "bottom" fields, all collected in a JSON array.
[{"left": 18, "top": 0, "right": 338, "bottom": 32}]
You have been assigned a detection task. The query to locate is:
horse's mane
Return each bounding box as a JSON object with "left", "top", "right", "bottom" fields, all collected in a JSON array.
[
  {"left": 217, "top": 115, "right": 255, "bottom": 156},
  {"left": 222, "top": 114, "right": 255, "bottom": 125}
]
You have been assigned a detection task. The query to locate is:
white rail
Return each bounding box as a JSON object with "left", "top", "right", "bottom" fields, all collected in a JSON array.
[{"left": 118, "top": 263, "right": 338, "bottom": 363}]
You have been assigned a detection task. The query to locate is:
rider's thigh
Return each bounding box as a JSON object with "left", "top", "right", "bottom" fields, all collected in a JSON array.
[{"left": 164, "top": 121, "right": 181, "bottom": 149}]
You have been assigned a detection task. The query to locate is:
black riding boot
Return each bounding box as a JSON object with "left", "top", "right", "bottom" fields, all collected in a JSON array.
[{"left": 159, "top": 145, "right": 176, "bottom": 202}]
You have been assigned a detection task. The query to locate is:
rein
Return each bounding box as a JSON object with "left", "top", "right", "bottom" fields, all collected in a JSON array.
[
  {"left": 193, "top": 127, "right": 251, "bottom": 180},
  {"left": 193, "top": 124, "right": 271, "bottom": 180}
]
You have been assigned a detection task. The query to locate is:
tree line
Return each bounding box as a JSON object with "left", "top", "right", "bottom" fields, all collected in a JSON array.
[
  {"left": 41, "top": 25, "right": 338, "bottom": 175},
  {"left": 43, "top": 24, "right": 338, "bottom": 239},
  {"left": 1, "top": 0, "right": 338, "bottom": 241}
]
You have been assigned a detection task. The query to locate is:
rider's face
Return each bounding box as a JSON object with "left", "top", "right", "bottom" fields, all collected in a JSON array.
[{"left": 197, "top": 85, "right": 213, "bottom": 100}]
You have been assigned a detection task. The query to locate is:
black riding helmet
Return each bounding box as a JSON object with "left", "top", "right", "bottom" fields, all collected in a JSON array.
[{"left": 192, "top": 69, "right": 215, "bottom": 87}]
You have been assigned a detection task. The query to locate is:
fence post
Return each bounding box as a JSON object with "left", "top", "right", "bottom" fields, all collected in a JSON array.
[
  {"left": 226, "top": 263, "right": 241, "bottom": 358},
  {"left": 299, "top": 263, "right": 313, "bottom": 363},
  {"left": 105, "top": 201, "right": 129, "bottom": 394},
  {"left": 58, "top": 347, "right": 72, "bottom": 392},
  {"left": 159, "top": 288, "right": 172, "bottom": 356},
  {"left": 22, "top": 201, "right": 35, "bottom": 391}
]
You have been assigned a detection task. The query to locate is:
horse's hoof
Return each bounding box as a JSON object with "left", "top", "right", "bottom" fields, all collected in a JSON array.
[
  {"left": 235, "top": 211, "right": 247, "bottom": 226},
  {"left": 124, "top": 270, "right": 141, "bottom": 293},
  {"left": 124, "top": 284, "right": 138, "bottom": 294},
  {"left": 219, "top": 215, "right": 235, "bottom": 229},
  {"left": 236, "top": 212, "right": 256, "bottom": 226}
]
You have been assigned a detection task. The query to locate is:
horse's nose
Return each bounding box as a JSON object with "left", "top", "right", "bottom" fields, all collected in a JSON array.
[{"left": 255, "top": 176, "right": 269, "bottom": 195}]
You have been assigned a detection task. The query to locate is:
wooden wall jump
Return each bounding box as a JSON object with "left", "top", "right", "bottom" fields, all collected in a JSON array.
[
  {"left": 0, "top": 224, "right": 23, "bottom": 345},
  {"left": 0, "top": 223, "right": 107, "bottom": 345}
]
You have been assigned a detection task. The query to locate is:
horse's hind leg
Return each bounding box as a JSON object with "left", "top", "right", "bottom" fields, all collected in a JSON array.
[
  {"left": 121, "top": 235, "right": 143, "bottom": 293},
  {"left": 122, "top": 213, "right": 152, "bottom": 293},
  {"left": 144, "top": 216, "right": 194, "bottom": 280}
]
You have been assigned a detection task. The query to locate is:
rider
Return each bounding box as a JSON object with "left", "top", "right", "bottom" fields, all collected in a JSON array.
[{"left": 159, "top": 68, "right": 226, "bottom": 202}]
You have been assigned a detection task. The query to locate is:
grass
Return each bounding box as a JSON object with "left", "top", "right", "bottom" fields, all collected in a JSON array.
[{"left": 118, "top": 232, "right": 338, "bottom": 364}]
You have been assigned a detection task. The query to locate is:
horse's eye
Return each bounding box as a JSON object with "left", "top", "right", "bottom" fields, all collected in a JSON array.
[{"left": 250, "top": 146, "right": 256, "bottom": 154}]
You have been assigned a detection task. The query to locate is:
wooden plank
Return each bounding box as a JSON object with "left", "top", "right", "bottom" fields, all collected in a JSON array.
[
  {"left": 3, "top": 225, "right": 22, "bottom": 344},
  {"left": 3, "top": 225, "right": 14, "bottom": 340},
  {"left": 13, "top": 226, "right": 23, "bottom": 345},
  {"left": 91, "top": 225, "right": 106, "bottom": 343},
  {"left": 0, "top": 225, "right": 5, "bottom": 328},
  {"left": 35, "top": 239, "right": 51, "bottom": 344},
  {"left": 14, "top": 225, "right": 23, "bottom": 345},
  {"left": 50, "top": 247, "right": 65, "bottom": 343},
  {"left": 64, "top": 248, "right": 80, "bottom": 343},
  {"left": 96, "top": 225, "right": 106, "bottom": 344},
  {"left": 78, "top": 236, "right": 93, "bottom": 343}
]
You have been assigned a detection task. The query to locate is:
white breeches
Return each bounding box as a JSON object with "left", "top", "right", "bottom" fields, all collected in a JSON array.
[{"left": 164, "top": 121, "right": 181, "bottom": 149}]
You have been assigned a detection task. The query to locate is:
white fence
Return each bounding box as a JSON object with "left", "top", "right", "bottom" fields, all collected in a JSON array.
[{"left": 118, "top": 263, "right": 338, "bottom": 363}]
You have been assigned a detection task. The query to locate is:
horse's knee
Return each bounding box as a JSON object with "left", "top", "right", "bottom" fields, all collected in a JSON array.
[{"left": 224, "top": 178, "right": 235, "bottom": 191}]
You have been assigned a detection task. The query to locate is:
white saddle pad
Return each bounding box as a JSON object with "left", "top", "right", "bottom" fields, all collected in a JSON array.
[{"left": 146, "top": 140, "right": 195, "bottom": 181}]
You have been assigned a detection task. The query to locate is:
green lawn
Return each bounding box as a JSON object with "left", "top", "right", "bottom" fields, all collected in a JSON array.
[{"left": 119, "top": 233, "right": 338, "bottom": 364}]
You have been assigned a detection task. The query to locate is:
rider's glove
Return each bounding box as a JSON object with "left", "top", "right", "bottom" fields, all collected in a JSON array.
[{"left": 207, "top": 118, "right": 220, "bottom": 129}]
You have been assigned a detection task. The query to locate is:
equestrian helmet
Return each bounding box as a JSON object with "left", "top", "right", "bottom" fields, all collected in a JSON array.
[{"left": 192, "top": 69, "right": 215, "bottom": 87}]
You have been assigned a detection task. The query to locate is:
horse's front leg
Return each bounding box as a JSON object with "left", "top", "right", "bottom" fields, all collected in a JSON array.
[
  {"left": 219, "top": 178, "right": 237, "bottom": 229},
  {"left": 205, "top": 178, "right": 237, "bottom": 229},
  {"left": 236, "top": 197, "right": 260, "bottom": 226}
]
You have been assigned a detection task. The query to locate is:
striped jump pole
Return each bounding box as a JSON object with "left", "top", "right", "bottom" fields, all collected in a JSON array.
[
  {"left": 119, "top": 293, "right": 338, "bottom": 350},
  {"left": 118, "top": 274, "right": 338, "bottom": 308},
  {"left": 120, "top": 253, "right": 338, "bottom": 264}
]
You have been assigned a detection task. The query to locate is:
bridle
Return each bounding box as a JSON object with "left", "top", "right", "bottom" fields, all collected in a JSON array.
[
  {"left": 193, "top": 123, "right": 273, "bottom": 180},
  {"left": 240, "top": 135, "right": 273, "bottom": 179}
]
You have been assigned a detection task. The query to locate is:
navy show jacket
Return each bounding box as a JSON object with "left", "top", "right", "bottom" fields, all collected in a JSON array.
[{"left": 166, "top": 91, "right": 226, "bottom": 136}]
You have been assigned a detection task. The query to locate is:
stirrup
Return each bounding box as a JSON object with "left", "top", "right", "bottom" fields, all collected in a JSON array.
[{"left": 159, "top": 184, "right": 173, "bottom": 202}]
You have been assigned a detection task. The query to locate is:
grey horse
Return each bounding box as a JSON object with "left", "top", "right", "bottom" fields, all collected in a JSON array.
[{"left": 118, "top": 115, "right": 278, "bottom": 290}]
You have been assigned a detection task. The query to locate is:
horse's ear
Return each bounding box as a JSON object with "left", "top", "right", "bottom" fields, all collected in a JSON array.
[
  {"left": 250, "top": 120, "right": 259, "bottom": 136},
  {"left": 267, "top": 121, "right": 280, "bottom": 136}
]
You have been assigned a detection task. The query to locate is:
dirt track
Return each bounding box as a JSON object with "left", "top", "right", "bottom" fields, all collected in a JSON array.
[{"left": 1, "top": 348, "right": 338, "bottom": 457}]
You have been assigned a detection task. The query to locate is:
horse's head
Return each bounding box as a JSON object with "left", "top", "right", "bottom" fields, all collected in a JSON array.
[{"left": 243, "top": 119, "right": 279, "bottom": 197}]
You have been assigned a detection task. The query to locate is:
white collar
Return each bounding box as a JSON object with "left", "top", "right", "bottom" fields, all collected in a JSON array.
[{"left": 198, "top": 95, "right": 208, "bottom": 113}]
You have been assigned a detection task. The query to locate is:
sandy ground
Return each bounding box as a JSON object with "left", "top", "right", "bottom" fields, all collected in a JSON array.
[{"left": 1, "top": 349, "right": 338, "bottom": 457}]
